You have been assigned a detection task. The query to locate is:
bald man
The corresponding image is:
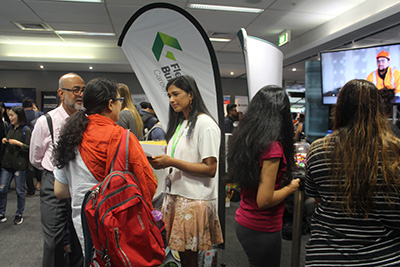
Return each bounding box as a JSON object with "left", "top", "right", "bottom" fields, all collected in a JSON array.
[{"left": 30, "top": 73, "right": 85, "bottom": 267}]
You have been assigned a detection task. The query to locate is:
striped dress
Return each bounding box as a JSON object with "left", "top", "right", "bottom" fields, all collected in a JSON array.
[{"left": 305, "top": 137, "right": 400, "bottom": 267}]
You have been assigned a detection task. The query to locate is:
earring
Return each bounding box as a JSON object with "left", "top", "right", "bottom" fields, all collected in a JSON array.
[{"left": 189, "top": 99, "right": 193, "bottom": 111}]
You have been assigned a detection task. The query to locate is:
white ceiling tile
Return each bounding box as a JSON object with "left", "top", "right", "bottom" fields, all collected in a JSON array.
[
  {"left": 187, "top": 0, "right": 276, "bottom": 9},
  {"left": 188, "top": 9, "right": 258, "bottom": 35},
  {"left": 0, "top": 19, "right": 20, "bottom": 32},
  {"left": 57, "top": 35, "right": 118, "bottom": 43},
  {"left": 269, "top": 0, "right": 369, "bottom": 16},
  {"left": 0, "top": 0, "right": 398, "bottom": 80},
  {"left": 107, "top": 5, "right": 142, "bottom": 36},
  {"left": 26, "top": 1, "right": 109, "bottom": 24},
  {"left": 49, "top": 22, "right": 114, "bottom": 33},
  {"left": 246, "top": 9, "right": 334, "bottom": 44},
  {"left": 0, "top": 0, "right": 41, "bottom": 21},
  {"left": 251, "top": 9, "right": 334, "bottom": 30},
  {"left": 105, "top": 0, "right": 187, "bottom": 6}
]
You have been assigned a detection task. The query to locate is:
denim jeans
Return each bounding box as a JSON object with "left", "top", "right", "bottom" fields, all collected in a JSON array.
[{"left": 0, "top": 168, "right": 26, "bottom": 215}]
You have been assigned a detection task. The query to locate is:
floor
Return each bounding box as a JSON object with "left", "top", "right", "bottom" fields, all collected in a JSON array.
[{"left": 0, "top": 186, "right": 308, "bottom": 267}]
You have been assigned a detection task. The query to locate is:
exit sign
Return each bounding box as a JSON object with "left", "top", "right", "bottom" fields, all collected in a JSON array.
[{"left": 278, "top": 30, "right": 291, "bottom": 46}]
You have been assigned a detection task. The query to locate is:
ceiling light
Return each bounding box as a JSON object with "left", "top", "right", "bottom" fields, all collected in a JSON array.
[
  {"left": 0, "top": 40, "right": 105, "bottom": 48},
  {"left": 7, "top": 53, "right": 94, "bottom": 59},
  {"left": 187, "top": 3, "right": 264, "bottom": 13},
  {"left": 56, "top": 30, "right": 115, "bottom": 36},
  {"left": 40, "top": 65, "right": 44, "bottom": 69},
  {"left": 292, "top": 68, "right": 297, "bottom": 72},
  {"left": 89, "top": 66, "right": 93, "bottom": 70},
  {"left": 230, "top": 72, "right": 235, "bottom": 76},
  {"left": 210, "top": 38, "right": 231, "bottom": 42},
  {"left": 13, "top": 21, "right": 52, "bottom": 31},
  {"left": 52, "top": 0, "right": 103, "bottom": 3}
]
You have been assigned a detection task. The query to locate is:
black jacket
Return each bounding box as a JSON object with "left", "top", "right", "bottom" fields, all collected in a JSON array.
[
  {"left": 1, "top": 125, "right": 31, "bottom": 171},
  {"left": 0, "top": 120, "right": 5, "bottom": 164}
]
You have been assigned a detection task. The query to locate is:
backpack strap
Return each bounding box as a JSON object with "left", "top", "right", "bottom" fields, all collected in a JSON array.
[
  {"left": 6, "top": 124, "right": 28, "bottom": 143},
  {"left": 81, "top": 190, "right": 94, "bottom": 267},
  {"left": 44, "top": 113, "right": 54, "bottom": 144},
  {"left": 21, "top": 125, "right": 28, "bottom": 143},
  {"left": 110, "top": 129, "right": 130, "bottom": 172}
]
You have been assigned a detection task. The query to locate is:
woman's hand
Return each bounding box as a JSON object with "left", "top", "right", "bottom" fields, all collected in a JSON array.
[
  {"left": 2, "top": 138, "right": 7, "bottom": 144},
  {"left": 8, "top": 139, "right": 23, "bottom": 147},
  {"left": 288, "top": 178, "right": 300, "bottom": 194},
  {"left": 149, "top": 155, "right": 173, "bottom": 169}
]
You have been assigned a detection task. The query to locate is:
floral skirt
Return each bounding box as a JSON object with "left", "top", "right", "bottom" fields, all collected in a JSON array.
[{"left": 161, "top": 194, "right": 224, "bottom": 252}]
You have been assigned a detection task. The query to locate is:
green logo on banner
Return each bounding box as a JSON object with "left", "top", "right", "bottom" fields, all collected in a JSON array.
[{"left": 152, "top": 32, "right": 182, "bottom": 61}]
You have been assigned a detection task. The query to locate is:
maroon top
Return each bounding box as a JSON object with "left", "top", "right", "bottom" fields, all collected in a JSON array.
[{"left": 235, "top": 141, "right": 287, "bottom": 232}]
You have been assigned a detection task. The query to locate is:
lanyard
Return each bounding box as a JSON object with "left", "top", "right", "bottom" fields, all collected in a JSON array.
[{"left": 171, "top": 121, "right": 185, "bottom": 158}]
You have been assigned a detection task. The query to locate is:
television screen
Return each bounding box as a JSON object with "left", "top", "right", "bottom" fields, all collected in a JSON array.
[
  {"left": 0, "top": 88, "right": 36, "bottom": 106},
  {"left": 3, "top": 103, "right": 22, "bottom": 108},
  {"left": 321, "top": 43, "right": 400, "bottom": 104}
]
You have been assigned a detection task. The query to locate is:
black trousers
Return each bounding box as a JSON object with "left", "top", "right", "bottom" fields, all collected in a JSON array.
[
  {"left": 26, "top": 166, "right": 42, "bottom": 195},
  {"left": 235, "top": 221, "right": 282, "bottom": 267}
]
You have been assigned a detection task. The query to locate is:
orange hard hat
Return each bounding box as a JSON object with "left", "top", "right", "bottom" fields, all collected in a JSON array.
[{"left": 376, "top": 51, "right": 390, "bottom": 60}]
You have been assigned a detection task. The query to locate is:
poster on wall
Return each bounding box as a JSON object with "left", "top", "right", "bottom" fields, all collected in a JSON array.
[
  {"left": 131, "top": 94, "right": 148, "bottom": 109},
  {"left": 41, "top": 91, "right": 58, "bottom": 113},
  {"left": 223, "top": 95, "right": 230, "bottom": 116},
  {"left": 235, "top": 96, "right": 249, "bottom": 114},
  {"left": 238, "top": 28, "right": 283, "bottom": 101}
]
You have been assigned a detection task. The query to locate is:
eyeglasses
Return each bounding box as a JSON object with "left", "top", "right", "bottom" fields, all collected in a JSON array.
[
  {"left": 113, "top": 97, "right": 125, "bottom": 104},
  {"left": 61, "top": 87, "right": 85, "bottom": 96}
]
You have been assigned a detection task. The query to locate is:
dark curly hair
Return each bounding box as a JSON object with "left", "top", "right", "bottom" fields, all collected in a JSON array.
[
  {"left": 227, "top": 85, "right": 295, "bottom": 188},
  {"left": 53, "top": 77, "right": 118, "bottom": 168}
]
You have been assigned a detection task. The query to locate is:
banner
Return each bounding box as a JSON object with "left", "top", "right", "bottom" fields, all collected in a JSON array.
[
  {"left": 238, "top": 28, "right": 283, "bottom": 100},
  {"left": 118, "top": 3, "right": 223, "bottom": 130},
  {"left": 118, "top": 3, "right": 225, "bottom": 244}
]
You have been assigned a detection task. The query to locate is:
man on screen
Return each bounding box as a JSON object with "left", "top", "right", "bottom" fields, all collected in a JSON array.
[{"left": 367, "top": 51, "right": 400, "bottom": 95}]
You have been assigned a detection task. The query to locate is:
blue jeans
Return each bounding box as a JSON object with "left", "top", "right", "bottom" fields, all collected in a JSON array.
[{"left": 0, "top": 168, "right": 26, "bottom": 215}]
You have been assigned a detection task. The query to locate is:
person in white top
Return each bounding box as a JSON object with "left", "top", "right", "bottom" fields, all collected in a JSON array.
[{"left": 150, "top": 75, "right": 223, "bottom": 266}]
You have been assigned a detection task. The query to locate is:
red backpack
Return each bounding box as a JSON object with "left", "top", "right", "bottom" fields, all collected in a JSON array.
[{"left": 81, "top": 130, "right": 165, "bottom": 267}]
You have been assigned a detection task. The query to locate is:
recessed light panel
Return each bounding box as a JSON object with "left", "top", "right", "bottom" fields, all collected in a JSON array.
[
  {"left": 51, "top": 0, "right": 102, "bottom": 3},
  {"left": 187, "top": 3, "right": 264, "bottom": 13}
]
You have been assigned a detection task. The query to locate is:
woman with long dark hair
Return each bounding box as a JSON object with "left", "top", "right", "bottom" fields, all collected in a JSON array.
[
  {"left": 53, "top": 78, "right": 157, "bottom": 253},
  {"left": 305, "top": 79, "right": 400, "bottom": 266},
  {"left": 150, "top": 75, "right": 223, "bottom": 266},
  {"left": 227, "top": 86, "right": 300, "bottom": 267},
  {"left": 0, "top": 106, "right": 31, "bottom": 225}
]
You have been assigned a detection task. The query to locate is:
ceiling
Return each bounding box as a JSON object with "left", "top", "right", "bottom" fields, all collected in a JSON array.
[{"left": 0, "top": 0, "right": 400, "bottom": 82}]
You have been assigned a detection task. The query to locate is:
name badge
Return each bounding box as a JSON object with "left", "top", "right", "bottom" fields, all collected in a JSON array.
[{"left": 165, "top": 168, "right": 173, "bottom": 193}]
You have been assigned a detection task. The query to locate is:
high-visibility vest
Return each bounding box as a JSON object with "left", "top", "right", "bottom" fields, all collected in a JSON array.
[{"left": 367, "top": 67, "right": 400, "bottom": 93}]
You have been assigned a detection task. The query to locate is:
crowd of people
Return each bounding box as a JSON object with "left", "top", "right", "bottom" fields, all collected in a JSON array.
[{"left": 1, "top": 73, "right": 400, "bottom": 267}]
